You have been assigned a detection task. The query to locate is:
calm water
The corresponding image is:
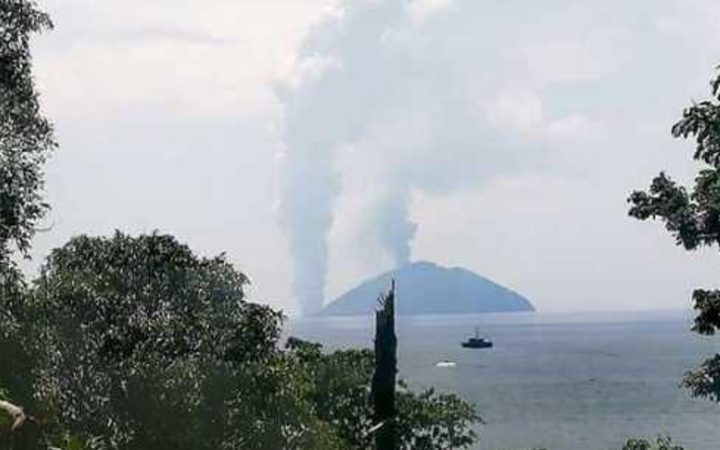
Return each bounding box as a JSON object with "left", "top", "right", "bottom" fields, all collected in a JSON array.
[{"left": 287, "top": 311, "right": 720, "bottom": 450}]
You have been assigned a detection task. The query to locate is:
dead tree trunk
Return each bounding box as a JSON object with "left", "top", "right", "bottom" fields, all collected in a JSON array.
[
  {"left": 0, "top": 400, "right": 39, "bottom": 449},
  {"left": 371, "top": 280, "right": 397, "bottom": 450}
]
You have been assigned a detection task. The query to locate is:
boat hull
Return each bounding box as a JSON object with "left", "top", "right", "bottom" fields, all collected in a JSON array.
[{"left": 461, "top": 341, "right": 493, "bottom": 349}]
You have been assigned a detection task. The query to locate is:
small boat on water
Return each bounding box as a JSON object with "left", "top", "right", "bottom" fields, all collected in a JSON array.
[
  {"left": 435, "top": 360, "right": 457, "bottom": 367},
  {"left": 461, "top": 328, "right": 493, "bottom": 349}
]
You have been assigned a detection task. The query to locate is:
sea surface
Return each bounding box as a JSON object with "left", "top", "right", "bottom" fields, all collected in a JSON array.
[{"left": 287, "top": 311, "right": 720, "bottom": 450}]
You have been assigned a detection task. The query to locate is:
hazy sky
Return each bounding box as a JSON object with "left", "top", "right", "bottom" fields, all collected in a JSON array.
[{"left": 27, "top": 0, "right": 720, "bottom": 314}]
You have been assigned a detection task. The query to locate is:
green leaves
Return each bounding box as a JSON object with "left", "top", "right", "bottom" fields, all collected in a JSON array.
[
  {"left": 628, "top": 62, "right": 720, "bottom": 402},
  {"left": 672, "top": 99, "right": 720, "bottom": 167},
  {"left": 0, "top": 0, "right": 56, "bottom": 263},
  {"left": 628, "top": 173, "right": 700, "bottom": 250},
  {"left": 26, "top": 232, "right": 285, "bottom": 450},
  {"left": 395, "top": 386, "right": 480, "bottom": 450},
  {"left": 621, "top": 435, "right": 684, "bottom": 450},
  {"left": 2, "top": 231, "right": 480, "bottom": 449},
  {"left": 682, "top": 354, "right": 720, "bottom": 402},
  {"left": 284, "top": 338, "right": 480, "bottom": 450},
  {"left": 54, "top": 434, "right": 92, "bottom": 450},
  {"left": 0, "top": 0, "right": 54, "bottom": 406},
  {"left": 690, "top": 289, "right": 720, "bottom": 335}
]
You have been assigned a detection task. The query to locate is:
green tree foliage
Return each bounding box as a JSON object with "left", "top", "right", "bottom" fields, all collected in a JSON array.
[
  {"left": 0, "top": 0, "right": 56, "bottom": 265},
  {"left": 371, "top": 282, "right": 397, "bottom": 450},
  {"left": 628, "top": 64, "right": 720, "bottom": 401},
  {"left": 621, "top": 435, "right": 685, "bottom": 450},
  {"left": 285, "top": 338, "right": 375, "bottom": 448},
  {"left": 23, "top": 232, "right": 341, "bottom": 450},
  {"left": 1, "top": 231, "right": 480, "bottom": 449},
  {"left": 0, "top": 0, "right": 55, "bottom": 415},
  {"left": 286, "top": 338, "right": 480, "bottom": 450},
  {"left": 395, "top": 382, "right": 479, "bottom": 450}
]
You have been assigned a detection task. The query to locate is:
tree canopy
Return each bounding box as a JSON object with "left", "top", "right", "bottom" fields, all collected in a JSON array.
[
  {"left": 622, "top": 436, "right": 685, "bottom": 450},
  {"left": 0, "top": 232, "right": 480, "bottom": 450},
  {"left": 0, "top": 4, "right": 55, "bottom": 444},
  {"left": 0, "top": 0, "right": 55, "bottom": 264},
  {"left": 628, "top": 64, "right": 720, "bottom": 400},
  {"left": 285, "top": 338, "right": 480, "bottom": 450},
  {"left": 26, "top": 232, "right": 295, "bottom": 450}
]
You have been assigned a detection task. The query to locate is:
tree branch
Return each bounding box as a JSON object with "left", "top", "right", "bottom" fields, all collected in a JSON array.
[{"left": 0, "top": 400, "right": 32, "bottom": 431}]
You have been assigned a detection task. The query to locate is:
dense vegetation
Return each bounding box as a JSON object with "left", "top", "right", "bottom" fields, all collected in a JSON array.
[
  {"left": 0, "top": 232, "right": 480, "bottom": 449},
  {"left": 0, "top": 0, "right": 56, "bottom": 392},
  {"left": 0, "top": 0, "right": 54, "bottom": 446},
  {"left": 628, "top": 63, "right": 720, "bottom": 402},
  {"left": 0, "top": 0, "right": 55, "bottom": 265},
  {"left": 621, "top": 436, "right": 685, "bottom": 450}
]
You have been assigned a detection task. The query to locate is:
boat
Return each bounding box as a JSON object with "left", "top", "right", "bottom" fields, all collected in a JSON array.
[
  {"left": 461, "top": 327, "right": 493, "bottom": 349},
  {"left": 435, "top": 360, "right": 457, "bottom": 367}
]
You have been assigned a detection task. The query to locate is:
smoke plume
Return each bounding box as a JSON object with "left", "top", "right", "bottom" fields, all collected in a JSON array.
[{"left": 279, "top": 0, "right": 554, "bottom": 315}]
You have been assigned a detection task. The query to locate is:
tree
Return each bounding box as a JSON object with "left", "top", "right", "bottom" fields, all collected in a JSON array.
[
  {"left": 285, "top": 338, "right": 375, "bottom": 448},
  {"left": 286, "top": 337, "right": 480, "bottom": 450},
  {"left": 394, "top": 383, "right": 479, "bottom": 450},
  {"left": 0, "top": 0, "right": 56, "bottom": 265},
  {"left": 25, "top": 232, "right": 333, "bottom": 450},
  {"left": 6, "top": 231, "right": 479, "bottom": 450},
  {"left": 622, "top": 435, "right": 684, "bottom": 450},
  {"left": 628, "top": 64, "right": 720, "bottom": 400},
  {"left": 0, "top": 1, "right": 55, "bottom": 433},
  {"left": 371, "top": 281, "right": 397, "bottom": 450}
]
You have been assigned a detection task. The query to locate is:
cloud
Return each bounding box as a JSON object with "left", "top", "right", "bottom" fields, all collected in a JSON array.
[
  {"left": 406, "top": 0, "right": 454, "bottom": 25},
  {"left": 37, "top": 39, "right": 277, "bottom": 119},
  {"left": 522, "top": 35, "right": 630, "bottom": 85},
  {"left": 546, "top": 114, "right": 597, "bottom": 141},
  {"left": 485, "top": 87, "right": 599, "bottom": 143},
  {"left": 34, "top": 0, "right": 334, "bottom": 120},
  {"left": 486, "top": 88, "right": 544, "bottom": 135}
]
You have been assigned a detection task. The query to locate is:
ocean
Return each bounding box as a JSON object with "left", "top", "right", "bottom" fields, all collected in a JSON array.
[{"left": 287, "top": 311, "right": 720, "bottom": 450}]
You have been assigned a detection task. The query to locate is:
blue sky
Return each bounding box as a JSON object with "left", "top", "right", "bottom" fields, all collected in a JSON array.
[{"left": 28, "top": 0, "right": 720, "bottom": 314}]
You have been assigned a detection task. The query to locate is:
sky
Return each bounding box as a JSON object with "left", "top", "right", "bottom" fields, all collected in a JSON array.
[{"left": 25, "top": 0, "right": 720, "bottom": 314}]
